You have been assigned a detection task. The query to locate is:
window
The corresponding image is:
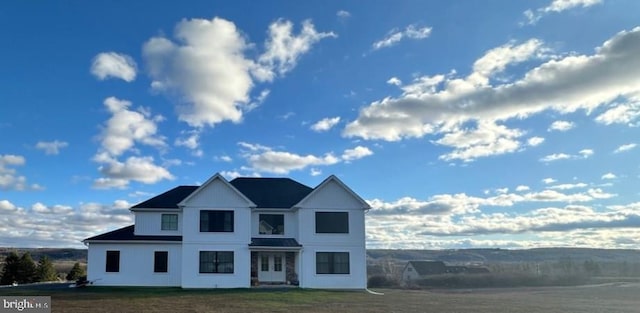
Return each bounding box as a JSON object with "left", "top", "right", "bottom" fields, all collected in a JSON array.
[
  {"left": 315, "top": 212, "right": 349, "bottom": 233},
  {"left": 154, "top": 251, "right": 168, "bottom": 273},
  {"left": 199, "top": 251, "right": 234, "bottom": 273},
  {"left": 274, "top": 255, "right": 283, "bottom": 272},
  {"left": 259, "top": 214, "right": 284, "bottom": 235},
  {"left": 316, "top": 252, "right": 349, "bottom": 274},
  {"left": 106, "top": 250, "right": 120, "bottom": 273},
  {"left": 261, "top": 256, "right": 269, "bottom": 271},
  {"left": 161, "top": 214, "right": 178, "bottom": 231},
  {"left": 200, "top": 210, "right": 234, "bottom": 232}
]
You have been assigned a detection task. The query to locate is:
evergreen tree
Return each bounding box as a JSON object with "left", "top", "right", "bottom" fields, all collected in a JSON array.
[
  {"left": 17, "top": 252, "right": 37, "bottom": 284},
  {"left": 36, "top": 256, "right": 58, "bottom": 282},
  {"left": 1, "top": 252, "right": 20, "bottom": 285},
  {"left": 66, "top": 262, "right": 85, "bottom": 281}
]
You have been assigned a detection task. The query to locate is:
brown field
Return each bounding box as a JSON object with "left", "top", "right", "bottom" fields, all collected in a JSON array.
[{"left": 2, "top": 283, "right": 639, "bottom": 313}]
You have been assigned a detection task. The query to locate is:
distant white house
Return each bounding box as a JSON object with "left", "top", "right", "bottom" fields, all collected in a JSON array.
[{"left": 84, "top": 173, "right": 370, "bottom": 289}]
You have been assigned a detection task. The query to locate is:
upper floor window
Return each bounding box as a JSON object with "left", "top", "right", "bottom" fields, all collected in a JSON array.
[
  {"left": 315, "top": 212, "right": 349, "bottom": 234},
  {"left": 106, "top": 250, "right": 120, "bottom": 273},
  {"left": 161, "top": 214, "right": 178, "bottom": 231},
  {"left": 259, "top": 214, "right": 284, "bottom": 235},
  {"left": 200, "top": 210, "right": 234, "bottom": 232}
]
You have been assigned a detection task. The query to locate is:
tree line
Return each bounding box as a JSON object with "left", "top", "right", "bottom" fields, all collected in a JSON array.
[{"left": 1, "top": 251, "right": 85, "bottom": 285}]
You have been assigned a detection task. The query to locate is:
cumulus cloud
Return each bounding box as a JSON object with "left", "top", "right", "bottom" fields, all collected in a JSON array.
[
  {"left": 344, "top": 27, "right": 640, "bottom": 163},
  {"left": 548, "top": 120, "right": 575, "bottom": 132},
  {"left": 613, "top": 143, "right": 637, "bottom": 153},
  {"left": 436, "top": 121, "right": 524, "bottom": 162},
  {"left": 540, "top": 149, "right": 592, "bottom": 162},
  {"left": 372, "top": 24, "right": 432, "bottom": 50},
  {"left": 35, "top": 140, "right": 69, "bottom": 155},
  {"left": 542, "top": 178, "right": 557, "bottom": 184},
  {"left": 601, "top": 172, "right": 617, "bottom": 180},
  {"left": 310, "top": 117, "right": 341, "bottom": 132},
  {"left": 341, "top": 146, "right": 373, "bottom": 162},
  {"left": 516, "top": 185, "right": 530, "bottom": 192},
  {"left": 527, "top": 136, "right": 545, "bottom": 146},
  {"left": 0, "top": 199, "right": 133, "bottom": 248},
  {"left": 90, "top": 52, "right": 137, "bottom": 82},
  {"left": 144, "top": 17, "right": 334, "bottom": 129},
  {"left": 0, "top": 155, "right": 41, "bottom": 191},
  {"left": 548, "top": 182, "right": 588, "bottom": 190},
  {"left": 523, "top": 0, "right": 602, "bottom": 25},
  {"left": 387, "top": 77, "right": 402, "bottom": 86},
  {"left": 93, "top": 97, "right": 172, "bottom": 189},
  {"left": 595, "top": 102, "right": 640, "bottom": 126},
  {"left": 336, "top": 10, "right": 351, "bottom": 19}
]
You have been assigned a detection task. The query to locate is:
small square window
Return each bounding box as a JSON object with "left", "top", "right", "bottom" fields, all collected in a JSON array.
[{"left": 161, "top": 214, "right": 178, "bottom": 231}]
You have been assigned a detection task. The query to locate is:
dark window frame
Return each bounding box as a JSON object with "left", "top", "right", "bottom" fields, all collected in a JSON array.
[
  {"left": 200, "top": 210, "right": 234, "bottom": 232},
  {"left": 199, "top": 251, "right": 234, "bottom": 274},
  {"left": 316, "top": 252, "right": 350, "bottom": 274},
  {"left": 106, "top": 250, "right": 120, "bottom": 273},
  {"left": 161, "top": 214, "right": 178, "bottom": 231},
  {"left": 315, "top": 212, "right": 349, "bottom": 234},
  {"left": 154, "top": 251, "right": 168, "bottom": 273},
  {"left": 258, "top": 213, "right": 285, "bottom": 235}
]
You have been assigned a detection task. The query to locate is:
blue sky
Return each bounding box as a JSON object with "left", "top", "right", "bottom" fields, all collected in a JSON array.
[{"left": 1, "top": 0, "right": 640, "bottom": 249}]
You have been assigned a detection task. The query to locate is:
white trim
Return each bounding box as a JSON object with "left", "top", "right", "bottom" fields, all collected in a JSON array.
[
  {"left": 83, "top": 240, "right": 182, "bottom": 244},
  {"left": 130, "top": 208, "right": 182, "bottom": 212}
]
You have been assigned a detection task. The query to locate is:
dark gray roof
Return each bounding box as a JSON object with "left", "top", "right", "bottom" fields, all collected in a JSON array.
[
  {"left": 408, "top": 261, "right": 448, "bottom": 275},
  {"left": 131, "top": 186, "right": 197, "bottom": 209},
  {"left": 84, "top": 225, "right": 182, "bottom": 242},
  {"left": 249, "top": 238, "right": 302, "bottom": 247},
  {"left": 230, "top": 177, "right": 313, "bottom": 208}
]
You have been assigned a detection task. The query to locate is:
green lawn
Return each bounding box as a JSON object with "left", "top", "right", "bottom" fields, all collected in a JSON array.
[{"left": 2, "top": 283, "right": 639, "bottom": 312}]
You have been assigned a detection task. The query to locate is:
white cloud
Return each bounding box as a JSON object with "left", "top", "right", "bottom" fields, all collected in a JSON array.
[
  {"left": 372, "top": 24, "right": 432, "bottom": 50},
  {"left": 0, "top": 154, "right": 41, "bottom": 191},
  {"left": 216, "top": 155, "right": 233, "bottom": 162},
  {"left": 548, "top": 120, "right": 575, "bottom": 132},
  {"left": 336, "top": 10, "right": 351, "bottom": 19},
  {"left": 523, "top": 0, "right": 602, "bottom": 25},
  {"left": 310, "top": 117, "right": 341, "bottom": 132},
  {"left": 548, "top": 183, "right": 588, "bottom": 190},
  {"left": 144, "top": 17, "right": 334, "bottom": 128},
  {"left": 35, "top": 140, "right": 69, "bottom": 155},
  {"left": 97, "top": 97, "right": 166, "bottom": 157},
  {"left": 527, "top": 136, "right": 545, "bottom": 146},
  {"left": 436, "top": 121, "right": 523, "bottom": 162},
  {"left": 344, "top": 27, "right": 640, "bottom": 164},
  {"left": 614, "top": 143, "right": 637, "bottom": 153},
  {"left": 542, "top": 178, "right": 557, "bottom": 184},
  {"left": 90, "top": 52, "right": 137, "bottom": 82},
  {"left": 247, "top": 151, "right": 339, "bottom": 174},
  {"left": 595, "top": 102, "right": 640, "bottom": 126},
  {"left": 93, "top": 97, "right": 172, "bottom": 189},
  {"left": 579, "top": 149, "right": 594, "bottom": 157},
  {"left": 540, "top": 149, "right": 593, "bottom": 162},
  {"left": 220, "top": 171, "right": 242, "bottom": 180},
  {"left": 310, "top": 168, "right": 322, "bottom": 176},
  {"left": 387, "top": 77, "right": 402, "bottom": 86},
  {"left": 0, "top": 200, "right": 134, "bottom": 248},
  {"left": 516, "top": 185, "right": 530, "bottom": 192},
  {"left": 254, "top": 19, "right": 337, "bottom": 82},
  {"left": 601, "top": 172, "right": 617, "bottom": 180},
  {"left": 341, "top": 146, "right": 373, "bottom": 162}
]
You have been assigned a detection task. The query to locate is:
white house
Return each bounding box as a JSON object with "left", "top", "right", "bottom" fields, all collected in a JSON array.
[{"left": 84, "top": 173, "right": 370, "bottom": 289}]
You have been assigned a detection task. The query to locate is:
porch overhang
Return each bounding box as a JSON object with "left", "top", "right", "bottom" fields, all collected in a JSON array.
[{"left": 249, "top": 238, "right": 302, "bottom": 251}]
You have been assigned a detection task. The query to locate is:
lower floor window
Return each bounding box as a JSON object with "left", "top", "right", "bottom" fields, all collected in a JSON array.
[
  {"left": 199, "top": 251, "right": 234, "bottom": 273},
  {"left": 106, "top": 250, "right": 120, "bottom": 273},
  {"left": 316, "top": 252, "right": 349, "bottom": 274},
  {"left": 154, "top": 251, "right": 168, "bottom": 273}
]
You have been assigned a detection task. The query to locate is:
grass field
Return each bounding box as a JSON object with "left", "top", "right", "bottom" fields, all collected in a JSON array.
[{"left": 2, "top": 283, "right": 639, "bottom": 313}]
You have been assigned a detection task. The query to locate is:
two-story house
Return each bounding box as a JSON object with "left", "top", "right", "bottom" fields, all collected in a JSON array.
[{"left": 83, "top": 173, "right": 370, "bottom": 289}]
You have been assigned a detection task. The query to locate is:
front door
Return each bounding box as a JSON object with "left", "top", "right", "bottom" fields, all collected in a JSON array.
[{"left": 258, "top": 252, "right": 285, "bottom": 283}]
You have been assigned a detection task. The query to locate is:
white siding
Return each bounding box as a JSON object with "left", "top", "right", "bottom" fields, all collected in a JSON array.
[
  {"left": 86, "top": 243, "right": 181, "bottom": 287},
  {"left": 134, "top": 211, "right": 182, "bottom": 236},
  {"left": 403, "top": 263, "right": 421, "bottom": 282},
  {"left": 182, "top": 179, "right": 251, "bottom": 208},
  {"left": 250, "top": 210, "right": 298, "bottom": 238},
  {"left": 182, "top": 208, "right": 251, "bottom": 244},
  {"left": 297, "top": 179, "right": 366, "bottom": 209}
]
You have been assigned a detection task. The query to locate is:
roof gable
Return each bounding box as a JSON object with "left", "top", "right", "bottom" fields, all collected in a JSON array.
[
  {"left": 294, "top": 175, "right": 370, "bottom": 209},
  {"left": 178, "top": 173, "right": 256, "bottom": 208},
  {"left": 229, "top": 177, "right": 313, "bottom": 208},
  {"left": 131, "top": 186, "right": 197, "bottom": 209}
]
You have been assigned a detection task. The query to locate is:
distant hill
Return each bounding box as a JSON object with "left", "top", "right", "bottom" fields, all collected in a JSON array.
[
  {"left": 366, "top": 248, "right": 640, "bottom": 264},
  {"left": 0, "top": 248, "right": 87, "bottom": 263}
]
